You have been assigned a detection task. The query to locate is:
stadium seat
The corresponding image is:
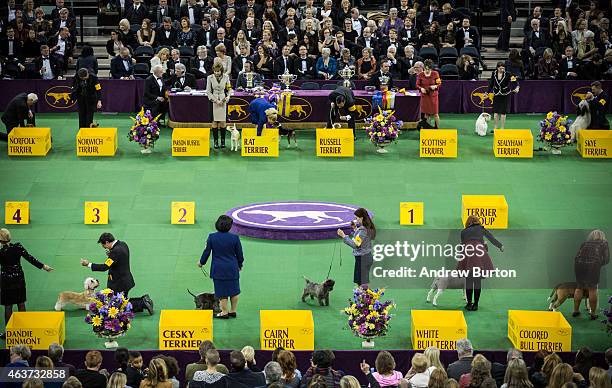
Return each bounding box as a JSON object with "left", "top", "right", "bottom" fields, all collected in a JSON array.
[
  {"left": 301, "top": 82, "right": 320, "bottom": 90},
  {"left": 419, "top": 47, "right": 438, "bottom": 63},
  {"left": 321, "top": 83, "right": 338, "bottom": 90},
  {"left": 134, "top": 63, "right": 150, "bottom": 79},
  {"left": 460, "top": 46, "right": 480, "bottom": 59},
  {"left": 440, "top": 64, "right": 459, "bottom": 80},
  {"left": 455, "top": 7, "right": 473, "bottom": 19},
  {"left": 134, "top": 46, "right": 155, "bottom": 64},
  {"left": 439, "top": 47, "right": 458, "bottom": 66},
  {"left": 156, "top": 45, "right": 172, "bottom": 54},
  {"left": 179, "top": 46, "right": 194, "bottom": 58},
  {"left": 130, "top": 24, "right": 140, "bottom": 33}
]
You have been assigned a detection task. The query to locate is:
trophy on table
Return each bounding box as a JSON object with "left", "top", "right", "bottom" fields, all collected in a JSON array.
[
  {"left": 339, "top": 66, "right": 355, "bottom": 88},
  {"left": 245, "top": 71, "right": 255, "bottom": 90},
  {"left": 278, "top": 69, "right": 297, "bottom": 91}
]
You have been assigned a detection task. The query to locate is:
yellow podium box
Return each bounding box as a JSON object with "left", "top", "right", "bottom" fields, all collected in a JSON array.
[
  {"left": 242, "top": 128, "right": 279, "bottom": 157},
  {"left": 260, "top": 310, "right": 314, "bottom": 350},
  {"left": 493, "top": 130, "right": 533, "bottom": 158},
  {"left": 462, "top": 195, "right": 508, "bottom": 229},
  {"left": 84, "top": 202, "right": 109, "bottom": 224},
  {"left": 400, "top": 202, "right": 424, "bottom": 225},
  {"left": 576, "top": 130, "right": 612, "bottom": 158},
  {"left": 411, "top": 310, "right": 467, "bottom": 350},
  {"left": 5, "top": 312, "right": 65, "bottom": 349},
  {"left": 316, "top": 128, "right": 354, "bottom": 157},
  {"left": 8, "top": 127, "right": 51, "bottom": 156},
  {"left": 159, "top": 310, "right": 213, "bottom": 350},
  {"left": 5, "top": 201, "right": 30, "bottom": 225},
  {"left": 420, "top": 129, "right": 457, "bottom": 158},
  {"left": 76, "top": 128, "right": 117, "bottom": 157},
  {"left": 172, "top": 128, "right": 211, "bottom": 157},
  {"left": 508, "top": 310, "right": 571, "bottom": 352},
  {"left": 171, "top": 202, "right": 195, "bottom": 224}
]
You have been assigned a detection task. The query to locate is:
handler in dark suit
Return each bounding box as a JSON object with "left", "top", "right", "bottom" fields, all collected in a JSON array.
[
  {"left": 143, "top": 64, "right": 169, "bottom": 121},
  {"left": 0, "top": 93, "right": 37, "bottom": 141},
  {"left": 327, "top": 85, "right": 357, "bottom": 137},
  {"left": 166, "top": 62, "right": 197, "bottom": 91},
  {"left": 199, "top": 215, "right": 244, "bottom": 319},
  {"left": 586, "top": 81, "right": 610, "bottom": 130},
  {"left": 496, "top": 0, "right": 516, "bottom": 51},
  {"left": 80, "top": 232, "right": 153, "bottom": 315},
  {"left": 71, "top": 68, "right": 102, "bottom": 129}
]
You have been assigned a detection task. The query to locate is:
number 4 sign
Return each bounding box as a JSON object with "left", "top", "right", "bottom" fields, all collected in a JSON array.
[
  {"left": 400, "top": 202, "right": 424, "bottom": 226},
  {"left": 84, "top": 202, "right": 109, "bottom": 224},
  {"left": 5, "top": 202, "right": 30, "bottom": 225},
  {"left": 171, "top": 202, "right": 195, "bottom": 225}
]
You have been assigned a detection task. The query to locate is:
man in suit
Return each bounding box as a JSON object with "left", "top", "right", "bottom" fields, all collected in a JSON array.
[
  {"left": 496, "top": 0, "right": 516, "bottom": 51},
  {"left": 50, "top": 0, "right": 75, "bottom": 20},
  {"left": 74, "top": 351, "right": 107, "bottom": 388},
  {"left": 417, "top": 1, "right": 439, "bottom": 29},
  {"left": 399, "top": 45, "right": 422, "bottom": 79},
  {"left": 80, "top": 232, "right": 153, "bottom": 315},
  {"left": 273, "top": 45, "right": 294, "bottom": 77},
  {"left": 48, "top": 27, "right": 73, "bottom": 76},
  {"left": 179, "top": 0, "right": 202, "bottom": 26},
  {"left": 227, "top": 351, "right": 266, "bottom": 387},
  {"left": 0, "top": 27, "right": 25, "bottom": 78},
  {"left": 327, "top": 85, "right": 357, "bottom": 137},
  {"left": 380, "top": 46, "right": 401, "bottom": 79},
  {"left": 35, "top": 45, "right": 61, "bottom": 80},
  {"left": 455, "top": 18, "right": 480, "bottom": 50},
  {"left": 167, "top": 63, "right": 197, "bottom": 91},
  {"left": 143, "top": 64, "right": 169, "bottom": 121},
  {"left": 292, "top": 45, "right": 315, "bottom": 79},
  {"left": 379, "top": 28, "right": 403, "bottom": 58},
  {"left": 110, "top": 47, "right": 135, "bottom": 79},
  {"left": 356, "top": 27, "right": 379, "bottom": 59},
  {"left": 149, "top": 0, "right": 176, "bottom": 26},
  {"left": 191, "top": 45, "right": 213, "bottom": 79},
  {"left": 236, "top": 61, "right": 263, "bottom": 89},
  {"left": 220, "top": 0, "right": 237, "bottom": 19},
  {"left": 196, "top": 17, "right": 215, "bottom": 49},
  {"left": 522, "top": 6, "right": 548, "bottom": 36},
  {"left": 278, "top": 17, "right": 301, "bottom": 48},
  {"left": 243, "top": 17, "right": 261, "bottom": 48},
  {"left": 558, "top": 46, "right": 580, "bottom": 79},
  {"left": 350, "top": 8, "right": 367, "bottom": 37},
  {"left": 125, "top": 0, "right": 148, "bottom": 26},
  {"left": 71, "top": 68, "right": 103, "bottom": 128},
  {"left": 48, "top": 343, "right": 76, "bottom": 377},
  {"left": 232, "top": 43, "right": 250, "bottom": 78},
  {"left": 447, "top": 339, "right": 475, "bottom": 381},
  {"left": 211, "top": 28, "right": 234, "bottom": 58},
  {"left": 51, "top": 8, "right": 77, "bottom": 36},
  {"left": 0, "top": 93, "right": 37, "bottom": 141},
  {"left": 370, "top": 60, "right": 394, "bottom": 90},
  {"left": 156, "top": 17, "right": 177, "bottom": 48},
  {"left": 167, "top": 48, "right": 189, "bottom": 76},
  {"left": 239, "top": 0, "right": 263, "bottom": 21},
  {"left": 522, "top": 18, "right": 548, "bottom": 73},
  {"left": 586, "top": 81, "right": 610, "bottom": 130}
]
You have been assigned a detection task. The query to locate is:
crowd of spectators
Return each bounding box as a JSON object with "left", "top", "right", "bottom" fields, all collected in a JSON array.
[{"left": 4, "top": 339, "right": 612, "bottom": 388}]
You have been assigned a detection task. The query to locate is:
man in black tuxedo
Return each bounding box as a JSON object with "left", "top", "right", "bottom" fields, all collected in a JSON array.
[
  {"left": 399, "top": 46, "right": 422, "bottom": 78},
  {"left": 48, "top": 27, "right": 73, "bottom": 76},
  {"left": 143, "top": 64, "right": 169, "bottom": 121},
  {"left": 0, "top": 27, "right": 25, "bottom": 78},
  {"left": 232, "top": 43, "right": 250, "bottom": 77},
  {"left": 273, "top": 45, "right": 294, "bottom": 77},
  {"left": 225, "top": 8, "right": 242, "bottom": 37},
  {"left": 522, "top": 6, "right": 548, "bottom": 36},
  {"left": 220, "top": 0, "right": 237, "bottom": 19},
  {"left": 586, "top": 81, "right": 610, "bottom": 130},
  {"left": 243, "top": 17, "right": 261, "bottom": 47},
  {"left": 149, "top": 0, "right": 176, "bottom": 26},
  {"left": 71, "top": 68, "right": 103, "bottom": 128},
  {"left": 156, "top": 17, "right": 178, "bottom": 48},
  {"left": 196, "top": 17, "right": 215, "bottom": 49},
  {"left": 191, "top": 45, "right": 213, "bottom": 78},
  {"left": 558, "top": 46, "right": 580, "bottom": 80},
  {"left": 110, "top": 47, "right": 135, "bottom": 79},
  {"left": 455, "top": 18, "right": 480, "bottom": 50},
  {"left": 227, "top": 351, "right": 266, "bottom": 387},
  {"left": 179, "top": 0, "right": 202, "bottom": 26},
  {"left": 417, "top": 1, "right": 439, "bottom": 29},
  {"left": 167, "top": 63, "right": 197, "bottom": 90},
  {"left": 379, "top": 28, "right": 403, "bottom": 58},
  {"left": 496, "top": 0, "right": 516, "bottom": 51},
  {"left": 0, "top": 93, "right": 37, "bottom": 141},
  {"left": 167, "top": 48, "right": 190, "bottom": 76},
  {"left": 124, "top": 0, "right": 148, "bottom": 26},
  {"left": 50, "top": 0, "right": 75, "bottom": 20},
  {"left": 356, "top": 27, "right": 379, "bottom": 59},
  {"left": 292, "top": 45, "right": 314, "bottom": 79},
  {"left": 210, "top": 27, "right": 234, "bottom": 57},
  {"left": 81, "top": 233, "right": 153, "bottom": 315},
  {"left": 370, "top": 60, "right": 394, "bottom": 90},
  {"left": 239, "top": 0, "right": 263, "bottom": 21},
  {"left": 522, "top": 18, "right": 548, "bottom": 73},
  {"left": 35, "top": 45, "right": 62, "bottom": 80},
  {"left": 278, "top": 18, "right": 301, "bottom": 48}
]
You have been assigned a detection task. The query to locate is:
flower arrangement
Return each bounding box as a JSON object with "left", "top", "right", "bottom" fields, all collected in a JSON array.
[
  {"left": 85, "top": 288, "right": 133, "bottom": 339},
  {"left": 364, "top": 108, "right": 403, "bottom": 152},
  {"left": 538, "top": 111, "right": 573, "bottom": 147},
  {"left": 603, "top": 295, "right": 612, "bottom": 335},
  {"left": 128, "top": 108, "right": 161, "bottom": 152},
  {"left": 344, "top": 287, "right": 394, "bottom": 341}
]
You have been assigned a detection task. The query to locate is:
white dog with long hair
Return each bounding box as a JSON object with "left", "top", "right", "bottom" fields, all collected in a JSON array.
[
  {"left": 569, "top": 99, "right": 591, "bottom": 141},
  {"left": 229, "top": 124, "right": 240, "bottom": 151},
  {"left": 475, "top": 112, "right": 492, "bottom": 136},
  {"left": 54, "top": 277, "right": 100, "bottom": 310}
]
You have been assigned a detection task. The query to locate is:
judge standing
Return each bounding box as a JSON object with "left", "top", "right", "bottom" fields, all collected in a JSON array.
[
  {"left": 143, "top": 64, "right": 169, "bottom": 123},
  {"left": 0, "top": 93, "right": 38, "bottom": 141},
  {"left": 71, "top": 68, "right": 103, "bottom": 129},
  {"left": 206, "top": 62, "right": 233, "bottom": 149},
  {"left": 416, "top": 59, "right": 442, "bottom": 128},
  {"left": 487, "top": 62, "right": 519, "bottom": 130}
]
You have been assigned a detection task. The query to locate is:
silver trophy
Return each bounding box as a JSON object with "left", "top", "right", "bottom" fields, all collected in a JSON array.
[
  {"left": 278, "top": 69, "right": 297, "bottom": 91},
  {"left": 339, "top": 66, "right": 355, "bottom": 88},
  {"left": 245, "top": 72, "right": 255, "bottom": 89}
]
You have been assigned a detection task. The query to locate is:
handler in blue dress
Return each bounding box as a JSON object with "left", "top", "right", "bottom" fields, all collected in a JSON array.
[{"left": 199, "top": 215, "right": 244, "bottom": 319}]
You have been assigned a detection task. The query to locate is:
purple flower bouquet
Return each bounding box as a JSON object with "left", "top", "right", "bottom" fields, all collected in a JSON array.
[
  {"left": 343, "top": 287, "right": 394, "bottom": 346},
  {"left": 364, "top": 108, "right": 403, "bottom": 153},
  {"left": 85, "top": 288, "right": 133, "bottom": 347},
  {"left": 538, "top": 111, "right": 573, "bottom": 148},
  {"left": 128, "top": 108, "right": 161, "bottom": 152}
]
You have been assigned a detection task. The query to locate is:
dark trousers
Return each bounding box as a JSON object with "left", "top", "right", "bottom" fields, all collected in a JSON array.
[
  {"left": 212, "top": 127, "right": 227, "bottom": 143},
  {"left": 327, "top": 104, "right": 356, "bottom": 136},
  {"left": 115, "top": 289, "right": 145, "bottom": 313},
  {"left": 145, "top": 101, "right": 168, "bottom": 121},
  {"left": 353, "top": 253, "right": 373, "bottom": 285},
  {"left": 0, "top": 119, "right": 19, "bottom": 140},
  {"left": 78, "top": 101, "right": 96, "bottom": 128},
  {"left": 497, "top": 21, "right": 511, "bottom": 50},
  {"left": 466, "top": 275, "right": 482, "bottom": 305}
]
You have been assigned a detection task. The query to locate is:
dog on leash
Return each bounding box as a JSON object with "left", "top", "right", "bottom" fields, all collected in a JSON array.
[
  {"left": 569, "top": 100, "right": 590, "bottom": 141},
  {"left": 55, "top": 277, "right": 100, "bottom": 310},
  {"left": 426, "top": 276, "right": 467, "bottom": 306},
  {"left": 548, "top": 282, "right": 591, "bottom": 312},
  {"left": 188, "top": 289, "right": 221, "bottom": 313},
  {"left": 229, "top": 124, "right": 240, "bottom": 151},
  {"left": 475, "top": 112, "right": 491, "bottom": 136},
  {"left": 301, "top": 277, "right": 335, "bottom": 306}
]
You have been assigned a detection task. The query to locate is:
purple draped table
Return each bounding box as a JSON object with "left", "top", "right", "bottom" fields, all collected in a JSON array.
[{"left": 167, "top": 90, "right": 421, "bottom": 128}]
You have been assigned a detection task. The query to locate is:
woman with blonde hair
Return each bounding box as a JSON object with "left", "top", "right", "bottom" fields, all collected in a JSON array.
[
  {"left": 35, "top": 356, "right": 54, "bottom": 368},
  {"left": 573, "top": 230, "right": 609, "bottom": 320},
  {"left": 108, "top": 372, "right": 128, "bottom": 388},
  {"left": 424, "top": 347, "right": 444, "bottom": 372},
  {"left": 233, "top": 30, "right": 251, "bottom": 57},
  {"left": 430, "top": 369, "right": 449, "bottom": 388},
  {"left": 339, "top": 375, "right": 361, "bottom": 388},
  {"left": 532, "top": 354, "right": 562, "bottom": 388},
  {"left": 140, "top": 358, "right": 172, "bottom": 388},
  {"left": 150, "top": 47, "right": 170, "bottom": 75},
  {"left": 459, "top": 354, "right": 491, "bottom": 388},
  {"left": 501, "top": 359, "right": 533, "bottom": 388},
  {"left": 407, "top": 353, "right": 431, "bottom": 388},
  {"left": 206, "top": 61, "right": 233, "bottom": 149},
  {"left": 214, "top": 44, "right": 232, "bottom": 77},
  {"left": 118, "top": 18, "right": 136, "bottom": 49},
  {"left": 588, "top": 368, "right": 611, "bottom": 388},
  {"left": 546, "top": 364, "right": 580, "bottom": 388},
  {"left": 241, "top": 346, "right": 259, "bottom": 372}
]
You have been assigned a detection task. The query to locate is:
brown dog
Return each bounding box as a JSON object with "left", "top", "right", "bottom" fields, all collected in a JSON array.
[{"left": 548, "top": 282, "right": 591, "bottom": 311}]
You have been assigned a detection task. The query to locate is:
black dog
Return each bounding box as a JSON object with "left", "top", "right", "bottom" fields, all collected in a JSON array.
[
  {"left": 188, "top": 289, "right": 221, "bottom": 313},
  {"left": 416, "top": 117, "right": 435, "bottom": 131},
  {"left": 301, "top": 277, "right": 335, "bottom": 306}
]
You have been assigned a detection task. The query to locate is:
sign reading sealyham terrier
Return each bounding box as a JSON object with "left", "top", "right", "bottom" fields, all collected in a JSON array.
[{"left": 227, "top": 202, "right": 371, "bottom": 240}]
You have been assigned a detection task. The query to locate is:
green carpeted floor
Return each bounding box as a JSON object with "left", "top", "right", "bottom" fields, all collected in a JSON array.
[{"left": 0, "top": 112, "right": 610, "bottom": 351}]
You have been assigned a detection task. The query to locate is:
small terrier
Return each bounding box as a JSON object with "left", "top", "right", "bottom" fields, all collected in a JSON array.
[
  {"left": 229, "top": 124, "right": 240, "bottom": 151},
  {"left": 55, "top": 277, "right": 100, "bottom": 310},
  {"left": 301, "top": 277, "right": 335, "bottom": 306},
  {"left": 188, "top": 289, "right": 221, "bottom": 313},
  {"left": 548, "top": 282, "right": 591, "bottom": 312},
  {"left": 475, "top": 112, "right": 491, "bottom": 136}
]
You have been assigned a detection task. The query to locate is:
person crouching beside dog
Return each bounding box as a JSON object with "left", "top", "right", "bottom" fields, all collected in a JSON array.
[
  {"left": 327, "top": 85, "right": 357, "bottom": 139},
  {"left": 337, "top": 208, "right": 376, "bottom": 288},
  {"left": 585, "top": 81, "right": 610, "bottom": 130},
  {"left": 457, "top": 216, "right": 504, "bottom": 311},
  {"left": 0, "top": 228, "right": 53, "bottom": 339},
  {"left": 488, "top": 62, "right": 519, "bottom": 130},
  {"left": 80, "top": 232, "right": 154, "bottom": 315},
  {"left": 573, "top": 229, "right": 609, "bottom": 320},
  {"left": 199, "top": 215, "right": 244, "bottom": 319}
]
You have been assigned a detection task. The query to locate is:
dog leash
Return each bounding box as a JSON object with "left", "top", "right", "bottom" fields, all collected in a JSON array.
[{"left": 326, "top": 241, "right": 342, "bottom": 279}]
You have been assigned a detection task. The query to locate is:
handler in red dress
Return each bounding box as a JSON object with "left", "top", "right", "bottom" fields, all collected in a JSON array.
[{"left": 416, "top": 59, "right": 442, "bottom": 128}]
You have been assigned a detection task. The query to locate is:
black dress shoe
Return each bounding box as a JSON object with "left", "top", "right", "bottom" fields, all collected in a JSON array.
[
  {"left": 214, "top": 141, "right": 219, "bottom": 149},
  {"left": 572, "top": 311, "right": 580, "bottom": 317},
  {"left": 0, "top": 333, "right": 5, "bottom": 340},
  {"left": 465, "top": 303, "right": 473, "bottom": 310},
  {"left": 142, "top": 294, "right": 154, "bottom": 315},
  {"left": 228, "top": 312, "right": 237, "bottom": 318},
  {"left": 590, "top": 314, "right": 598, "bottom": 320},
  {"left": 471, "top": 304, "right": 479, "bottom": 311},
  {"left": 214, "top": 314, "right": 229, "bottom": 319}
]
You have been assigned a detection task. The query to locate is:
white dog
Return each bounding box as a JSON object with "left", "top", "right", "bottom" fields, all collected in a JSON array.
[
  {"left": 54, "top": 277, "right": 100, "bottom": 310},
  {"left": 229, "top": 124, "right": 240, "bottom": 151},
  {"left": 569, "top": 99, "right": 591, "bottom": 141},
  {"left": 475, "top": 112, "right": 491, "bottom": 136},
  {"left": 426, "top": 276, "right": 467, "bottom": 306}
]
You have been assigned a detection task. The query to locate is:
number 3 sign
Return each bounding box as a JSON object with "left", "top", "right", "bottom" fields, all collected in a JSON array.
[
  {"left": 85, "top": 202, "right": 109, "bottom": 224},
  {"left": 171, "top": 202, "right": 195, "bottom": 225}
]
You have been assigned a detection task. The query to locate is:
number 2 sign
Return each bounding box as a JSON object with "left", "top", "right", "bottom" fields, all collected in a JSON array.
[
  {"left": 5, "top": 202, "right": 30, "bottom": 225},
  {"left": 84, "top": 202, "right": 109, "bottom": 224},
  {"left": 171, "top": 202, "right": 195, "bottom": 225}
]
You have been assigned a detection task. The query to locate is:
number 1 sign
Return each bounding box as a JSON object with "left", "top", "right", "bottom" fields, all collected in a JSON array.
[
  {"left": 400, "top": 202, "right": 424, "bottom": 226},
  {"left": 5, "top": 202, "right": 30, "bottom": 225},
  {"left": 84, "top": 202, "right": 109, "bottom": 224},
  {"left": 171, "top": 202, "right": 195, "bottom": 225}
]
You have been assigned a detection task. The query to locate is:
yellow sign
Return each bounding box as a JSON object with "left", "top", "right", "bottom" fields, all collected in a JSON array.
[
  {"left": 576, "top": 129, "right": 612, "bottom": 158},
  {"left": 6, "top": 312, "right": 65, "bottom": 349},
  {"left": 5, "top": 201, "right": 30, "bottom": 225},
  {"left": 84, "top": 202, "right": 109, "bottom": 224},
  {"left": 76, "top": 128, "right": 117, "bottom": 157},
  {"left": 171, "top": 202, "right": 195, "bottom": 224},
  {"left": 159, "top": 310, "right": 213, "bottom": 350},
  {"left": 8, "top": 127, "right": 52, "bottom": 156},
  {"left": 241, "top": 128, "right": 279, "bottom": 157},
  {"left": 508, "top": 310, "right": 571, "bottom": 352},
  {"left": 172, "top": 128, "right": 211, "bottom": 157},
  {"left": 411, "top": 310, "right": 467, "bottom": 350},
  {"left": 260, "top": 310, "right": 314, "bottom": 350},
  {"left": 316, "top": 128, "right": 354, "bottom": 157},
  {"left": 462, "top": 195, "right": 508, "bottom": 229},
  {"left": 400, "top": 202, "right": 424, "bottom": 225},
  {"left": 420, "top": 129, "right": 457, "bottom": 158},
  {"left": 493, "top": 130, "right": 533, "bottom": 158}
]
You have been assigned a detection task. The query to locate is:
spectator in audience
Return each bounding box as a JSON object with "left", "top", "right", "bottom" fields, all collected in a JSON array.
[
  {"left": 212, "top": 28, "right": 234, "bottom": 58},
  {"left": 371, "top": 60, "right": 394, "bottom": 89},
  {"left": 455, "top": 18, "right": 480, "bottom": 50},
  {"left": 420, "top": 21, "right": 441, "bottom": 51},
  {"left": 380, "top": 28, "right": 402, "bottom": 58},
  {"left": 177, "top": 17, "right": 196, "bottom": 47},
  {"left": 400, "top": 17, "right": 419, "bottom": 48},
  {"left": 302, "top": 33, "right": 319, "bottom": 59},
  {"left": 23, "top": 379, "right": 44, "bottom": 388},
  {"left": 34, "top": 44, "right": 60, "bottom": 80},
  {"left": 231, "top": 43, "right": 249, "bottom": 76},
  {"left": 75, "top": 351, "right": 107, "bottom": 388},
  {"left": 357, "top": 27, "right": 379, "bottom": 58},
  {"left": 108, "top": 372, "right": 128, "bottom": 388},
  {"left": 528, "top": 351, "right": 549, "bottom": 381},
  {"left": 424, "top": 347, "right": 444, "bottom": 372},
  {"left": 126, "top": 351, "right": 145, "bottom": 388},
  {"left": 190, "top": 45, "right": 212, "bottom": 79},
  {"left": 337, "top": 47, "right": 355, "bottom": 75},
  {"left": 441, "top": 23, "right": 457, "bottom": 48},
  {"left": 558, "top": 46, "right": 580, "bottom": 79},
  {"left": 459, "top": 354, "right": 491, "bottom": 388},
  {"left": 32, "top": 8, "right": 53, "bottom": 42},
  {"left": 427, "top": 369, "right": 448, "bottom": 388},
  {"left": 573, "top": 349, "right": 595, "bottom": 385},
  {"left": 549, "top": 7, "right": 567, "bottom": 35},
  {"left": 118, "top": 19, "right": 137, "bottom": 50},
  {"left": 370, "top": 351, "right": 403, "bottom": 387},
  {"left": 301, "top": 350, "right": 344, "bottom": 388},
  {"left": 7, "top": 345, "right": 31, "bottom": 368},
  {"left": 227, "top": 350, "right": 265, "bottom": 387},
  {"left": 572, "top": 19, "right": 590, "bottom": 50},
  {"left": 48, "top": 343, "right": 76, "bottom": 377},
  {"left": 106, "top": 30, "right": 126, "bottom": 58},
  {"left": 447, "top": 339, "right": 475, "bottom": 381},
  {"left": 316, "top": 46, "right": 337, "bottom": 79},
  {"left": 180, "top": 0, "right": 203, "bottom": 26},
  {"left": 150, "top": 0, "right": 176, "bottom": 26},
  {"left": 577, "top": 31, "right": 597, "bottom": 62},
  {"left": 150, "top": 47, "right": 170, "bottom": 75},
  {"left": 292, "top": 45, "right": 315, "bottom": 79},
  {"left": 125, "top": 0, "right": 148, "bottom": 26},
  {"left": 157, "top": 17, "right": 178, "bottom": 48},
  {"left": 491, "top": 348, "right": 523, "bottom": 387},
  {"left": 588, "top": 368, "right": 610, "bottom": 388},
  {"left": 167, "top": 48, "right": 188, "bottom": 76},
  {"left": 168, "top": 62, "right": 196, "bottom": 91},
  {"left": 260, "top": 362, "right": 283, "bottom": 387},
  {"left": 140, "top": 358, "right": 172, "bottom": 388},
  {"left": 596, "top": 30, "right": 611, "bottom": 56},
  {"left": 213, "top": 43, "right": 232, "bottom": 77},
  {"left": 381, "top": 45, "right": 401, "bottom": 79},
  {"left": 233, "top": 30, "right": 251, "bottom": 57},
  {"left": 63, "top": 377, "right": 83, "bottom": 388},
  {"left": 547, "top": 363, "right": 586, "bottom": 388},
  {"left": 522, "top": 18, "right": 548, "bottom": 75},
  {"left": 136, "top": 18, "right": 155, "bottom": 47},
  {"left": 143, "top": 64, "right": 169, "bottom": 121},
  {"left": 186, "top": 341, "right": 217, "bottom": 381},
  {"left": 537, "top": 48, "right": 559, "bottom": 79},
  {"left": 111, "top": 47, "right": 135, "bottom": 79},
  {"left": 496, "top": 0, "right": 516, "bottom": 52},
  {"left": 457, "top": 54, "right": 478, "bottom": 80},
  {"left": 318, "top": 28, "right": 336, "bottom": 57},
  {"left": 22, "top": 30, "right": 42, "bottom": 62},
  {"left": 581, "top": 53, "right": 604, "bottom": 79},
  {"left": 523, "top": 6, "right": 548, "bottom": 36},
  {"left": 417, "top": 1, "right": 439, "bottom": 30},
  {"left": 406, "top": 353, "right": 430, "bottom": 388},
  {"left": 356, "top": 47, "right": 377, "bottom": 80},
  {"left": 241, "top": 346, "right": 260, "bottom": 373},
  {"left": 252, "top": 44, "right": 273, "bottom": 78},
  {"left": 407, "top": 61, "right": 424, "bottom": 89},
  {"left": 500, "top": 359, "right": 532, "bottom": 388},
  {"left": 552, "top": 21, "right": 572, "bottom": 58},
  {"left": 48, "top": 27, "right": 73, "bottom": 76},
  {"left": 190, "top": 349, "right": 228, "bottom": 388},
  {"left": 76, "top": 45, "right": 99, "bottom": 76},
  {"left": 154, "top": 356, "right": 179, "bottom": 388},
  {"left": 274, "top": 44, "right": 294, "bottom": 76},
  {"left": 531, "top": 354, "right": 562, "bottom": 388},
  {"left": 279, "top": 350, "right": 301, "bottom": 388},
  {"left": 52, "top": 8, "right": 76, "bottom": 39}
]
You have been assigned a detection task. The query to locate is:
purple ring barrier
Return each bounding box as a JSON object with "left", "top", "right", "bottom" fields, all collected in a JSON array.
[
  {"left": 0, "top": 349, "right": 606, "bottom": 386},
  {"left": 0, "top": 80, "right": 609, "bottom": 115}
]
